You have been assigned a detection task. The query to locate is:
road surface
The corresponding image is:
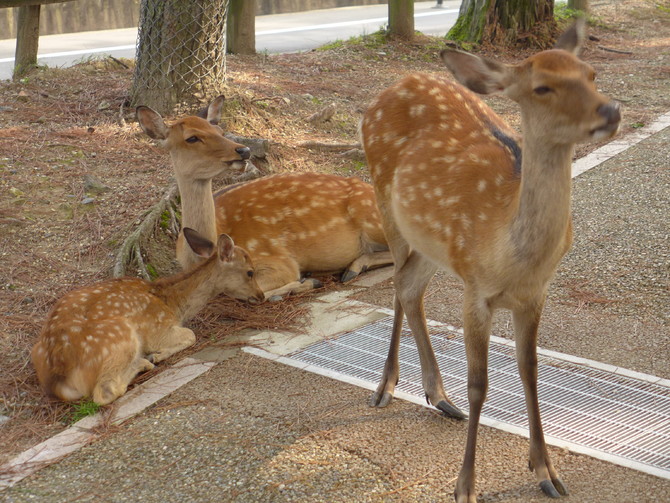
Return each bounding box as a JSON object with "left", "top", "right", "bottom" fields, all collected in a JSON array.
[{"left": 0, "top": 1, "right": 460, "bottom": 80}]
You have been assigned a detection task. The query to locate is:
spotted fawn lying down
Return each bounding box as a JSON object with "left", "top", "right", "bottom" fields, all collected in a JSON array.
[{"left": 32, "top": 229, "right": 263, "bottom": 405}]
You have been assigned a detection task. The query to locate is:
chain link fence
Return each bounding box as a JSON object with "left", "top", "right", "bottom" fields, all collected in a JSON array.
[{"left": 130, "top": 0, "right": 229, "bottom": 113}]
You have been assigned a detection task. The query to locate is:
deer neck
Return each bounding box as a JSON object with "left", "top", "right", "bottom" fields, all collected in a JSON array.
[
  {"left": 510, "top": 135, "right": 574, "bottom": 263},
  {"left": 155, "top": 258, "right": 220, "bottom": 322},
  {"left": 176, "top": 175, "right": 218, "bottom": 244}
]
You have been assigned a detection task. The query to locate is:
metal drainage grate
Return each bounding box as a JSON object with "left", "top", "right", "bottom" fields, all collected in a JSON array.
[{"left": 280, "top": 317, "right": 670, "bottom": 479}]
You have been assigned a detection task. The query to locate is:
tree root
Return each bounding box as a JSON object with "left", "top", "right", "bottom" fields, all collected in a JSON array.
[{"left": 113, "top": 184, "right": 179, "bottom": 279}]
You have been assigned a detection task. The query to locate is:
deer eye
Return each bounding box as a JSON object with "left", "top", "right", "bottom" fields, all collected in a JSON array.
[
  {"left": 185, "top": 136, "right": 199, "bottom": 143},
  {"left": 247, "top": 270, "right": 254, "bottom": 278},
  {"left": 533, "top": 86, "right": 552, "bottom": 95}
]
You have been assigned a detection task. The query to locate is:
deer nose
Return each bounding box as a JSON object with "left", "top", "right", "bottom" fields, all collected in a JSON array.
[
  {"left": 597, "top": 101, "right": 621, "bottom": 126},
  {"left": 236, "top": 146, "right": 251, "bottom": 160}
]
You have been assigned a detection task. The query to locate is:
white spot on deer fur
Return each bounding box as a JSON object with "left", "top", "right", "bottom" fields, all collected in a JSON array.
[
  {"left": 433, "top": 187, "right": 443, "bottom": 197},
  {"left": 396, "top": 88, "right": 414, "bottom": 100},
  {"left": 394, "top": 137, "right": 407, "bottom": 147},
  {"left": 479, "top": 212, "right": 488, "bottom": 221},
  {"left": 374, "top": 109, "right": 383, "bottom": 121},
  {"left": 382, "top": 131, "right": 396, "bottom": 144},
  {"left": 478, "top": 180, "right": 487, "bottom": 192},
  {"left": 495, "top": 174, "right": 505, "bottom": 186},
  {"left": 438, "top": 195, "right": 460, "bottom": 207},
  {"left": 457, "top": 235, "right": 466, "bottom": 250},
  {"left": 101, "top": 346, "right": 109, "bottom": 358},
  {"left": 410, "top": 104, "right": 427, "bottom": 118},
  {"left": 245, "top": 238, "right": 258, "bottom": 251}
]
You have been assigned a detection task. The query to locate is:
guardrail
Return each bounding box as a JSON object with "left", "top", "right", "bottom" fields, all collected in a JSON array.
[{"left": 1, "top": 0, "right": 75, "bottom": 79}]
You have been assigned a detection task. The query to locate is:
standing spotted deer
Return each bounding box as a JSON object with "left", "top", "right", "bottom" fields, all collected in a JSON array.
[
  {"left": 361, "top": 20, "right": 620, "bottom": 502},
  {"left": 32, "top": 229, "right": 263, "bottom": 405},
  {"left": 136, "top": 100, "right": 392, "bottom": 301}
]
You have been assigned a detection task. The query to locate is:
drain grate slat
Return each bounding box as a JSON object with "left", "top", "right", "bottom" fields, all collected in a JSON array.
[{"left": 283, "top": 317, "right": 670, "bottom": 479}]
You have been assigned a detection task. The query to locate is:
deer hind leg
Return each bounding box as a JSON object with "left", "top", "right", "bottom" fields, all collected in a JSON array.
[
  {"left": 454, "top": 291, "right": 494, "bottom": 503},
  {"left": 91, "top": 322, "right": 154, "bottom": 405},
  {"left": 513, "top": 302, "right": 568, "bottom": 498},
  {"left": 390, "top": 250, "right": 465, "bottom": 419},
  {"left": 146, "top": 326, "right": 196, "bottom": 364},
  {"left": 341, "top": 250, "right": 394, "bottom": 282},
  {"left": 255, "top": 257, "right": 322, "bottom": 301},
  {"left": 92, "top": 357, "right": 154, "bottom": 406}
]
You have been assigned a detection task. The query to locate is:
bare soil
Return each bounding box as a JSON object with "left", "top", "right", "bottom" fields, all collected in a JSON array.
[{"left": 1, "top": 0, "right": 669, "bottom": 468}]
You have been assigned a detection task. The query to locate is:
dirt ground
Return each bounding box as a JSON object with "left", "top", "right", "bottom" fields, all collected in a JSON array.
[{"left": 1, "top": 0, "right": 669, "bottom": 469}]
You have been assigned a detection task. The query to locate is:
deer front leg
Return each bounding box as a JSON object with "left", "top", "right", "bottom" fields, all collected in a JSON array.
[
  {"left": 146, "top": 326, "right": 196, "bottom": 363},
  {"left": 341, "top": 250, "right": 394, "bottom": 282},
  {"left": 513, "top": 304, "right": 568, "bottom": 498},
  {"left": 394, "top": 251, "right": 465, "bottom": 419},
  {"left": 255, "top": 257, "right": 322, "bottom": 301},
  {"left": 369, "top": 295, "right": 403, "bottom": 408},
  {"left": 454, "top": 294, "right": 493, "bottom": 503}
]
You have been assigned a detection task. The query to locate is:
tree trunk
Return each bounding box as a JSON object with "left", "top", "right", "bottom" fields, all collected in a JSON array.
[
  {"left": 130, "top": 0, "right": 229, "bottom": 114},
  {"left": 227, "top": 0, "right": 255, "bottom": 54},
  {"left": 568, "top": 0, "right": 589, "bottom": 12},
  {"left": 448, "top": 0, "right": 556, "bottom": 48},
  {"left": 13, "top": 4, "right": 40, "bottom": 79},
  {"left": 388, "top": 0, "right": 414, "bottom": 40}
]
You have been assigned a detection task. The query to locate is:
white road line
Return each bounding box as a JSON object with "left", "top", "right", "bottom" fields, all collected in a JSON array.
[
  {"left": 256, "top": 9, "right": 458, "bottom": 36},
  {"left": 0, "top": 8, "right": 458, "bottom": 64},
  {"left": 0, "top": 44, "right": 136, "bottom": 64}
]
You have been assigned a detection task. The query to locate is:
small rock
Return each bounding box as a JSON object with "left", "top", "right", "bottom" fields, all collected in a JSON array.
[
  {"left": 9, "top": 187, "right": 24, "bottom": 197},
  {"left": 16, "top": 90, "right": 29, "bottom": 102},
  {"left": 0, "top": 106, "right": 13, "bottom": 112},
  {"left": 83, "top": 174, "right": 110, "bottom": 194},
  {"left": 81, "top": 197, "right": 95, "bottom": 205}
]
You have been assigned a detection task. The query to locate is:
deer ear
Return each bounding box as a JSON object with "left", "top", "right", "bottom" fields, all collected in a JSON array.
[
  {"left": 206, "top": 95, "right": 225, "bottom": 125},
  {"left": 440, "top": 49, "right": 510, "bottom": 95},
  {"left": 554, "top": 17, "right": 586, "bottom": 55},
  {"left": 183, "top": 228, "right": 215, "bottom": 258},
  {"left": 136, "top": 106, "right": 169, "bottom": 140},
  {"left": 216, "top": 234, "right": 235, "bottom": 262}
]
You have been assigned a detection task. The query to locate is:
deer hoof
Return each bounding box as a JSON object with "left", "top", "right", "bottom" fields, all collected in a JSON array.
[
  {"left": 341, "top": 269, "right": 358, "bottom": 283},
  {"left": 369, "top": 391, "right": 393, "bottom": 408},
  {"left": 539, "top": 479, "right": 564, "bottom": 498},
  {"left": 436, "top": 400, "right": 468, "bottom": 420},
  {"left": 303, "top": 278, "right": 323, "bottom": 289}
]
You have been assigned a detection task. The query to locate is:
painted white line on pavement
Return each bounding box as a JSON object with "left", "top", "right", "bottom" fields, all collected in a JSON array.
[
  {"left": 0, "top": 357, "right": 216, "bottom": 490},
  {"left": 572, "top": 111, "right": 670, "bottom": 178}
]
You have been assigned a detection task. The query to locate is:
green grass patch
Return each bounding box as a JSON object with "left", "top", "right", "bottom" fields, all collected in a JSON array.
[{"left": 68, "top": 400, "right": 100, "bottom": 424}]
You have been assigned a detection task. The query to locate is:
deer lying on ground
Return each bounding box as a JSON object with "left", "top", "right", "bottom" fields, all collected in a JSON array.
[
  {"left": 136, "top": 99, "right": 392, "bottom": 300},
  {"left": 32, "top": 229, "right": 263, "bottom": 405},
  {"left": 361, "top": 20, "right": 620, "bottom": 502}
]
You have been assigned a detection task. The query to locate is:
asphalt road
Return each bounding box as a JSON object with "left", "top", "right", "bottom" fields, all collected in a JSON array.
[{"left": 0, "top": 1, "right": 460, "bottom": 81}]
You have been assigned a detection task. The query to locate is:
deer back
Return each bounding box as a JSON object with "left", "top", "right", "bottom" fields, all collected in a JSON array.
[{"left": 213, "top": 172, "right": 388, "bottom": 273}]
